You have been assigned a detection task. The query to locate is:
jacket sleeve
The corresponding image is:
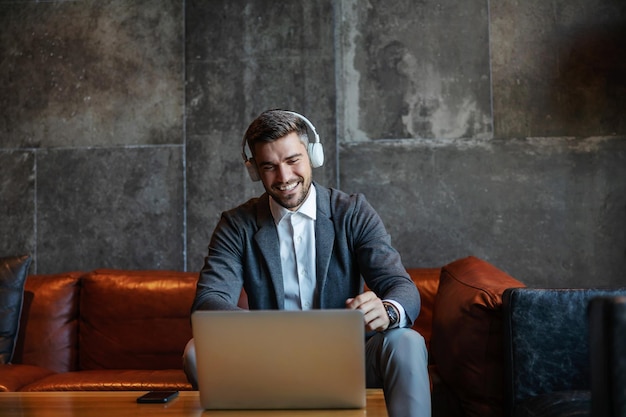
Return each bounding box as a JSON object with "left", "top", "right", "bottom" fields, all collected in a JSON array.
[
  {"left": 350, "top": 194, "right": 421, "bottom": 325},
  {"left": 192, "top": 211, "right": 246, "bottom": 312}
]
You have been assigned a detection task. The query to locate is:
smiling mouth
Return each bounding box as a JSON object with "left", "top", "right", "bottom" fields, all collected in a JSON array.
[{"left": 275, "top": 181, "right": 299, "bottom": 192}]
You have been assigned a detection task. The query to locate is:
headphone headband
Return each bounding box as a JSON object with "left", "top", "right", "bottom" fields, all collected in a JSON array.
[{"left": 284, "top": 111, "right": 320, "bottom": 145}]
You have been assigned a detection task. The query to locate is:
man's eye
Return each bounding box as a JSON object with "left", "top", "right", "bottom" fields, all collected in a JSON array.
[{"left": 288, "top": 158, "right": 300, "bottom": 165}]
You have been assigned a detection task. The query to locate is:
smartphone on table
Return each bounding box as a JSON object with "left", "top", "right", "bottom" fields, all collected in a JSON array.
[{"left": 136, "top": 390, "right": 179, "bottom": 403}]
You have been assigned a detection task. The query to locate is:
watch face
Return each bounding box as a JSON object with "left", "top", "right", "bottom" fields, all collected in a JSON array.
[{"left": 385, "top": 303, "right": 398, "bottom": 324}]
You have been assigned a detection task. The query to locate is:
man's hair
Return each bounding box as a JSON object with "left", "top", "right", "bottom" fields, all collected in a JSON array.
[{"left": 244, "top": 109, "right": 309, "bottom": 156}]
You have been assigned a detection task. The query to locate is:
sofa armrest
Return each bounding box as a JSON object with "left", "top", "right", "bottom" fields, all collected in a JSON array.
[
  {"left": 15, "top": 272, "right": 82, "bottom": 373},
  {"left": 0, "top": 364, "right": 56, "bottom": 392},
  {"left": 502, "top": 287, "right": 626, "bottom": 417},
  {"left": 431, "top": 256, "right": 525, "bottom": 417},
  {"left": 588, "top": 296, "right": 626, "bottom": 417}
]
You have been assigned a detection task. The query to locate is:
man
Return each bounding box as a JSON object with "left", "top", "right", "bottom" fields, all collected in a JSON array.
[{"left": 184, "top": 109, "right": 431, "bottom": 417}]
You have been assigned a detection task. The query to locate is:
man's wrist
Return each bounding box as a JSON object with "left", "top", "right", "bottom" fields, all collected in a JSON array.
[{"left": 382, "top": 301, "right": 400, "bottom": 329}]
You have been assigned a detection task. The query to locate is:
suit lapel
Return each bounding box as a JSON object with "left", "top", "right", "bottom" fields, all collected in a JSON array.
[
  {"left": 254, "top": 194, "right": 284, "bottom": 309},
  {"left": 315, "top": 185, "right": 335, "bottom": 307}
]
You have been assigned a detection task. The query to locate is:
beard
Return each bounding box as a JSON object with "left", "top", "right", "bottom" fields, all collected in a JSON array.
[{"left": 267, "top": 176, "right": 312, "bottom": 211}]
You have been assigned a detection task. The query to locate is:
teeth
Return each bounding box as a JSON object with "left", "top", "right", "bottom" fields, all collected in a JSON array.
[{"left": 279, "top": 182, "right": 298, "bottom": 191}]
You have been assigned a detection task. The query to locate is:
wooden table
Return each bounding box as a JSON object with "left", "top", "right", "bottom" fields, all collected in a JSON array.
[{"left": 0, "top": 389, "right": 388, "bottom": 417}]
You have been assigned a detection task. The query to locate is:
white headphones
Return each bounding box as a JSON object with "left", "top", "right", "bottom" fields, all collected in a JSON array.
[{"left": 241, "top": 111, "right": 324, "bottom": 182}]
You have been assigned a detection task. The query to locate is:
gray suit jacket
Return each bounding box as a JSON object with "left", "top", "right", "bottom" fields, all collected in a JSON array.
[{"left": 192, "top": 183, "right": 420, "bottom": 325}]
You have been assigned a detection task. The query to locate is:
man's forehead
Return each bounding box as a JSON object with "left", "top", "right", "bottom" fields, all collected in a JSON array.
[{"left": 253, "top": 132, "right": 306, "bottom": 154}]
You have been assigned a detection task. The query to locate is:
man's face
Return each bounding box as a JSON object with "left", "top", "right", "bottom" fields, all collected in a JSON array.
[{"left": 253, "top": 132, "right": 313, "bottom": 211}]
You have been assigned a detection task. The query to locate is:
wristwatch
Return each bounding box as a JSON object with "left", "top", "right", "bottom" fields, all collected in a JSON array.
[{"left": 383, "top": 301, "right": 400, "bottom": 329}]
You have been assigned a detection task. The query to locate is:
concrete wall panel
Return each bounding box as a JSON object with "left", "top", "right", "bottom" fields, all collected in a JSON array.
[
  {"left": 491, "top": 0, "right": 626, "bottom": 137},
  {"left": 1, "top": 0, "right": 624, "bottom": 287},
  {"left": 36, "top": 146, "right": 184, "bottom": 273},
  {"left": 339, "top": 0, "right": 492, "bottom": 141},
  {"left": 0, "top": 0, "right": 182, "bottom": 148},
  {"left": 340, "top": 137, "right": 626, "bottom": 287},
  {"left": 185, "top": 0, "right": 336, "bottom": 268},
  {"left": 0, "top": 151, "right": 35, "bottom": 263}
]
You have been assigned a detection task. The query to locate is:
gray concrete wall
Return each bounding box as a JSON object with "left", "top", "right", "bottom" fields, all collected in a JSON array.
[{"left": 1, "top": 0, "right": 624, "bottom": 287}]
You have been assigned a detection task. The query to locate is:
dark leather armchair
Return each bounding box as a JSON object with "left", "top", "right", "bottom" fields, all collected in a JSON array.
[
  {"left": 588, "top": 296, "right": 626, "bottom": 417},
  {"left": 502, "top": 287, "right": 626, "bottom": 417}
]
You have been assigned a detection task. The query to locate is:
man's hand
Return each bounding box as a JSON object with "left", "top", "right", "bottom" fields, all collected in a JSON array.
[{"left": 346, "top": 291, "right": 390, "bottom": 332}]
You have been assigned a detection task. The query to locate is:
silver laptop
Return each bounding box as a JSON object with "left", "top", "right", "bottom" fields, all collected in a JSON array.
[{"left": 191, "top": 309, "right": 366, "bottom": 410}]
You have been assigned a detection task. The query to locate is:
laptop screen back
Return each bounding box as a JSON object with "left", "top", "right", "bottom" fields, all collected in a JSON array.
[{"left": 191, "top": 309, "right": 366, "bottom": 410}]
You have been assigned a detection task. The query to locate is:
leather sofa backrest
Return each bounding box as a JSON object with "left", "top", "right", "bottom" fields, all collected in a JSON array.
[
  {"left": 14, "top": 273, "right": 83, "bottom": 373},
  {"left": 502, "top": 287, "right": 626, "bottom": 416},
  {"left": 13, "top": 266, "right": 443, "bottom": 375},
  {"left": 13, "top": 269, "right": 285, "bottom": 374},
  {"left": 405, "top": 268, "right": 441, "bottom": 350},
  {"left": 79, "top": 269, "right": 197, "bottom": 370}
]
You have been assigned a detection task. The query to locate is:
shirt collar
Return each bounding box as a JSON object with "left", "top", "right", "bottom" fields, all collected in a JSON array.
[{"left": 270, "top": 184, "right": 317, "bottom": 225}]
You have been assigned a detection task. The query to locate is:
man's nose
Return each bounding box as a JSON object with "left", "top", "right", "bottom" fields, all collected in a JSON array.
[{"left": 276, "top": 164, "right": 290, "bottom": 181}]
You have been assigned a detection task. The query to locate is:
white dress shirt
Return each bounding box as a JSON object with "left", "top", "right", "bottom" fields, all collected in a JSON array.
[{"left": 270, "top": 185, "right": 317, "bottom": 310}]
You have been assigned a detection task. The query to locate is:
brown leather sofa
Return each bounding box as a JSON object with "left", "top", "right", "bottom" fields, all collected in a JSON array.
[{"left": 0, "top": 256, "right": 524, "bottom": 417}]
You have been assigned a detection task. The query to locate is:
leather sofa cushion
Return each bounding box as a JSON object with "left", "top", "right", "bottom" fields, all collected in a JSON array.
[
  {"left": 512, "top": 391, "right": 591, "bottom": 417},
  {"left": 20, "top": 369, "right": 192, "bottom": 391},
  {"left": 79, "top": 270, "right": 197, "bottom": 370},
  {"left": 431, "top": 256, "right": 525, "bottom": 417},
  {"left": 0, "top": 364, "right": 56, "bottom": 392},
  {"left": 14, "top": 272, "right": 82, "bottom": 373}
]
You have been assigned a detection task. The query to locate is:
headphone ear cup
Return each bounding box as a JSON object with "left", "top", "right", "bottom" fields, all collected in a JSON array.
[
  {"left": 308, "top": 142, "right": 324, "bottom": 168},
  {"left": 245, "top": 158, "right": 261, "bottom": 182}
]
